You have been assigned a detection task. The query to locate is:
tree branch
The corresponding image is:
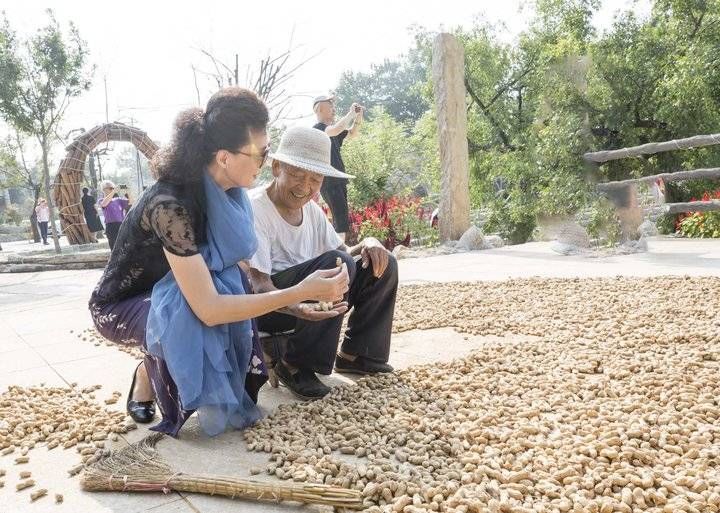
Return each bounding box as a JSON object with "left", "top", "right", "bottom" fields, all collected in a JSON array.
[{"left": 464, "top": 77, "right": 516, "bottom": 151}]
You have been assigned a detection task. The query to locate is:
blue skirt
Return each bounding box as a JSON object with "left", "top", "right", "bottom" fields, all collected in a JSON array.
[{"left": 89, "top": 280, "right": 268, "bottom": 437}]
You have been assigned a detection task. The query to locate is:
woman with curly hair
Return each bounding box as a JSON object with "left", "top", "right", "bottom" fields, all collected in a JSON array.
[{"left": 89, "top": 87, "right": 349, "bottom": 436}]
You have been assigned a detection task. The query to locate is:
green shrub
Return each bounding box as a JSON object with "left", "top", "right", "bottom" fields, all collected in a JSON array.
[
  {"left": 656, "top": 213, "right": 676, "bottom": 235},
  {"left": 4, "top": 205, "right": 23, "bottom": 226},
  {"left": 343, "top": 108, "right": 413, "bottom": 209},
  {"left": 585, "top": 198, "right": 622, "bottom": 246},
  {"left": 678, "top": 212, "right": 720, "bottom": 238}
]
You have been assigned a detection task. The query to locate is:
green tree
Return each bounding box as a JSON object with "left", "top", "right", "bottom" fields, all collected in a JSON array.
[
  {"left": 334, "top": 0, "right": 720, "bottom": 243},
  {"left": 0, "top": 134, "right": 43, "bottom": 241},
  {"left": 0, "top": 10, "right": 93, "bottom": 253},
  {"left": 342, "top": 107, "right": 416, "bottom": 208},
  {"left": 334, "top": 43, "right": 430, "bottom": 124},
  {"left": 458, "top": 0, "right": 720, "bottom": 241}
]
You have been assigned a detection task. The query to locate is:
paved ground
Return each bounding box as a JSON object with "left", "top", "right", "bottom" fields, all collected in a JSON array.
[
  {"left": 0, "top": 236, "right": 718, "bottom": 512},
  {"left": 1, "top": 235, "right": 108, "bottom": 254}
]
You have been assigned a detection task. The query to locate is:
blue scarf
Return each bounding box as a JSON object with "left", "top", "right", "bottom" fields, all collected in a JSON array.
[{"left": 146, "top": 172, "right": 260, "bottom": 436}]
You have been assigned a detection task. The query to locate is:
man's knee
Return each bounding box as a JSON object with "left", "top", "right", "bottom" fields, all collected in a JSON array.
[
  {"left": 381, "top": 253, "right": 398, "bottom": 285},
  {"left": 320, "top": 249, "right": 356, "bottom": 282}
]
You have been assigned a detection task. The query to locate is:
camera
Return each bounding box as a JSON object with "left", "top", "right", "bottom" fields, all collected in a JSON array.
[
  {"left": 118, "top": 184, "right": 128, "bottom": 190},
  {"left": 354, "top": 105, "right": 362, "bottom": 113}
]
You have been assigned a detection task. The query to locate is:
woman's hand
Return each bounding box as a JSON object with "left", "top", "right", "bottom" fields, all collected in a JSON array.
[{"left": 298, "top": 264, "right": 349, "bottom": 303}]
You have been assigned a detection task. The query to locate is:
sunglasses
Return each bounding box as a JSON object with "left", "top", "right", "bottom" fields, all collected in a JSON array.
[{"left": 230, "top": 145, "right": 270, "bottom": 168}]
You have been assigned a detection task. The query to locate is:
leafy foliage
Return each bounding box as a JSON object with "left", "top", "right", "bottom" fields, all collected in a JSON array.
[
  {"left": 0, "top": 9, "right": 93, "bottom": 250},
  {"left": 334, "top": 41, "right": 430, "bottom": 124},
  {"left": 678, "top": 212, "right": 720, "bottom": 238},
  {"left": 347, "top": 196, "right": 437, "bottom": 250},
  {"left": 676, "top": 189, "right": 720, "bottom": 238},
  {"left": 336, "top": 0, "right": 720, "bottom": 243}
]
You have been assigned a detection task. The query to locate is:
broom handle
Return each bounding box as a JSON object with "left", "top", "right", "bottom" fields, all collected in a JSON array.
[
  {"left": 101, "top": 474, "right": 364, "bottom": 509},
  {"left": 173, "top": 474, "right": 363, "bottom": 507}
]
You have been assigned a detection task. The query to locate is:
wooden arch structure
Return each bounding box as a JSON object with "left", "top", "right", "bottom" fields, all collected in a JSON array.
[{"left": 52, "top": 123, "right": 159, "bottom": 245}]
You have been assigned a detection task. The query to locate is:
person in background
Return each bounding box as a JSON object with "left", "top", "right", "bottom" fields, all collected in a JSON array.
[
  {"left": 82, "top": 187, "right": 104, "bottom": 238},
  {"left": 98, "top": 180, "right": 130, "bottom": 250},
  {"left": 35, "top": 198, "right": 50, "bottom": 245},
  {"left": 312, "top": 94, "right": 363, "bottom": 241}
]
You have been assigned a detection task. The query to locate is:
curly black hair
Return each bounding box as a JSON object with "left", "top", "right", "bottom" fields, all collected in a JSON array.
[{"left": 151, "top": 87, "right": 269, "bottom": 184}]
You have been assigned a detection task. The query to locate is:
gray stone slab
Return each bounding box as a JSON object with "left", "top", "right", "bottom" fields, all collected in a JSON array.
[
  {"left": 51, "top": 352, "right": 143, "bottom": 411},
  {"left": 399, "top": 239, "right": 720, "bottom": 284},
  {"left": 32, "top": 339, "right": 117, "bottom": 366},
  {"left": 0, "top": 347, "right": 48, "bottom": 374},
  {"left": 0, "top": 365, "right": 66, "bottom": 390}
]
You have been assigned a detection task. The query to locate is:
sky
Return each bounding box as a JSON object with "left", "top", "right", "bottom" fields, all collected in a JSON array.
[{"left": 1, "top": 0, "right": 650, "bottom": 157}]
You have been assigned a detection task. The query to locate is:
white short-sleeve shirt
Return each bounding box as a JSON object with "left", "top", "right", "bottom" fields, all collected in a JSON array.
[{"left": 249, "top": 186, "right": 342, "bottom": 275}]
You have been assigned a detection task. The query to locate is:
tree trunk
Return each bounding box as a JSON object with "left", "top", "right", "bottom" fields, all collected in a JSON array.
[
  {"left": 30, "top": 187, "right": 41, "bottom": 243},
  {"left": 41, "top": 140, "right": 61, "bottom": 254}
]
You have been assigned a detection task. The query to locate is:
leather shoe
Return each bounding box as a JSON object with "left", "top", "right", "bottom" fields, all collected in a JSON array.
[
  {"left": 335, "top": 354, "right": 394, "bottom": 375},
  {"left": 274, "top": 360, "right": 330, "bottom": 400},
  {"left": 127, "top": 363, "right": 156, "bottom": 423}
]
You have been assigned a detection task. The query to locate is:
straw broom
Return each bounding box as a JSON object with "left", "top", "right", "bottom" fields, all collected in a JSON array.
[{"left": 81, "top": 433, "right": 363, "bottom": 509}]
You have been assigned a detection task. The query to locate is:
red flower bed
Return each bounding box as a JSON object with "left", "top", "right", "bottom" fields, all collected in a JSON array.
[
  {"left": 675, "top": 189, "right": 720, "bottom": 231},
  {"left": 346, "top": 196, "right": 431, "bottom": 250}
]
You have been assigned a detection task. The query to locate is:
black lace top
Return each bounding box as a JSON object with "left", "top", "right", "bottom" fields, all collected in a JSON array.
[{"left": 90, "top": 180, "right": 206, "bottom": 306}]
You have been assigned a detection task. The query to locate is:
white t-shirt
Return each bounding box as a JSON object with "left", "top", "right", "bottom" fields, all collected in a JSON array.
[{"left": 249, "top": 186, "right": 342, "bottom": 275}]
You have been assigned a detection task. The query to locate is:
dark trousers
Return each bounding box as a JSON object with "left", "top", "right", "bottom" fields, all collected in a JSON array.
[
  {"left": 106, "top": 222, "right": 121, "bottom": 250},
  {"left": 320, "top": 181, "right": 350, "bottom": 233},
  {"left": 257, "top": 249, "right": 398, "bottom": 374},
  {"left": 38, "top": 221, "right": 48, "bottom": 243}
]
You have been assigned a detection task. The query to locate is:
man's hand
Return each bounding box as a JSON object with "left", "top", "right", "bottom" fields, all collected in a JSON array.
[
  {"left": 287, "top": 301, "right": 349, "bottom": 321},
  {"left": 360, "top": 237, "right": 390, "bottom": 278}
]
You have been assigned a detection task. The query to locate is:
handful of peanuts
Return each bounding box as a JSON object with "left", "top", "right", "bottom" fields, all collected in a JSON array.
[{"left": 313, "top": 257, "right": 344, "bottom": 312}]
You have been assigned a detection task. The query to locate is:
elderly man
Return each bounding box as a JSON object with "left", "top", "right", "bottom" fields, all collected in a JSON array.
[
  {"left": 247, "top": 126, "right": 397, "bottom": 400},
  {"left": 312, "top": 94, "right": 363, "bottom": 241}
]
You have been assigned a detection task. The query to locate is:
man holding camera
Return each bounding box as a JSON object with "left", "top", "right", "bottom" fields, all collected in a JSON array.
[
  {"left": 98, "top": 180, "right": 131, "bottom": 250},
  {"left": 313, "top": 94, "right": 363, "bottom": 241}
]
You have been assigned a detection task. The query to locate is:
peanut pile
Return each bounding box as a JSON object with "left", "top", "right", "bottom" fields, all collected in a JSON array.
[
  {"left": 245, "top": 276, "right": 720, "bottom": 513},
  {"left": 0, "top": 384, "right": 137, "bottom": 481}
]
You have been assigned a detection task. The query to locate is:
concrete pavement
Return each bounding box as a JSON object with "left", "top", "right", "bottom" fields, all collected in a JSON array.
[{"left": 1, "top": 237, "right": 718, "bottom": 512}]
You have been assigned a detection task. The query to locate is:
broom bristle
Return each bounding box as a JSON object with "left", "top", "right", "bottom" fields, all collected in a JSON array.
[{"left": 81, "top": 433, "right": 363, "bottom": 509}]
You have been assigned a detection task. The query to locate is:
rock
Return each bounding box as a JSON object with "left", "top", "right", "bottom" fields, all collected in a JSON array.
[
  {"left": 483, "top": 235, "right": 504, "bottom": 248},
  {"left": 550, "top": 241, "right": 584, "bottom": 256},
  {"left": 638, "top": 220, "right": 658, "bottom": 237},
  {"left": 555, "top": 222, "right": 591, "bottom": 249},
  {"left": 618, "top": 236, "right": 648, "bottom": 254},
  {"left": 457, "top": 226, "right": 485, "bottom": 251},
  {"left": 432, "top": 33, "right": 470, "bottom": 241}
]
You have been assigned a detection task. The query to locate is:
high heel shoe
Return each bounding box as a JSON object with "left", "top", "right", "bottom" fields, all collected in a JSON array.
[{"left": 126, "top": 362, "right": 156, "bottom": 424}]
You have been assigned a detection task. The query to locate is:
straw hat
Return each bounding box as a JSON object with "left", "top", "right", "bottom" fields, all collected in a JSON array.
[
  {"left": 270, "top": 126, "right": 354, "bottom": 179},
  {"left": 312, "top": 93, "right": 336, "bottom": 108}
]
